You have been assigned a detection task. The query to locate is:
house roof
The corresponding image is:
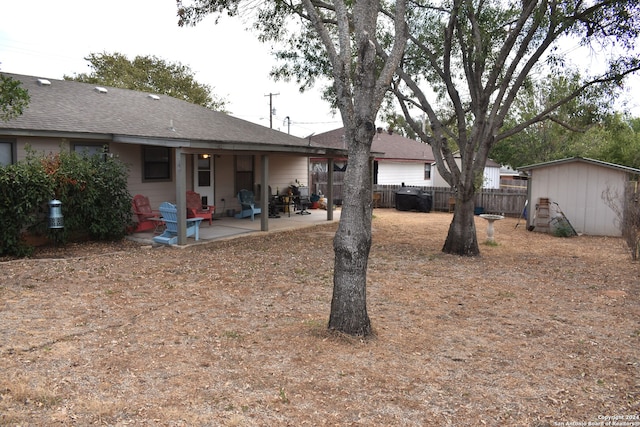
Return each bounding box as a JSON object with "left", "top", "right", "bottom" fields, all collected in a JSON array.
[
  {"left": 1, "top": 73, "right": 340, "bottom": 155},
  {"left": 310, "top": 127, "right": 435, "bottom": 162},
  {"left": 519, "top": 156, "right": 640, "bottom": 174}
]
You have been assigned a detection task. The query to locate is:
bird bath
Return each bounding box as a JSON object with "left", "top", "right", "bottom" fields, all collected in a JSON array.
[{"left": 479, "top": 214, "right": 505, "bottom": 243}]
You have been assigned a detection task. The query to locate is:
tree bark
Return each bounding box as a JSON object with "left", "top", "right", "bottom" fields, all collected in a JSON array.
[
  {"left": 328, "top": 123, "right": 374, "bottom": 336},
  {"left": 442, "top": 195, "right": 479, "bottom": 256}
]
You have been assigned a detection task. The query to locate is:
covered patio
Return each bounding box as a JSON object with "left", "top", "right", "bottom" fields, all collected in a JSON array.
[{"left": 127, "top": 207, "right": 342, "bottom": 246}]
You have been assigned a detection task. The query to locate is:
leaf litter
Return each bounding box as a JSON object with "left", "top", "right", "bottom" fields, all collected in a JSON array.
[{"left": 0, "top": 210, "right": 638, "bottom": 426}]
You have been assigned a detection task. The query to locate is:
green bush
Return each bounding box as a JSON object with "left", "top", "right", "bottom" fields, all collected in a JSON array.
[
  {"left": 0, "top": 154, "right": 54, "bottom": 256},
  {"left": 0, "top": 148, "right": 133, "bottom": 256}
]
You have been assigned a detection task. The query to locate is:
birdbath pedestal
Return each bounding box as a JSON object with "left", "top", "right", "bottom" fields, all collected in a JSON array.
[{"left": 479, "top": 214, "right": 505, "bottom": 243}]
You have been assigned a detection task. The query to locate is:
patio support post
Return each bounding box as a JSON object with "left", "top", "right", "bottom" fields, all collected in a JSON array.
[
  {"left": 327, "top": 158, "right": 334, "bottom": 221},
  {"left": 260, "top": 154, "right": 269, "bottom": 231},
  {"left": 175, "top": 148, "right": 188, "bottom": 245}
]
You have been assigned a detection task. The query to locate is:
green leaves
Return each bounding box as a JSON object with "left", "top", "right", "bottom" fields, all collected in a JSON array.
[
  {"left": 0, "top": 150, "right": 133, "bottom": 257},
  {"left": 0, "top": 74, "right": 30, "bottom": 121},
  {"left": 64, "top": 52, "right": 228, "bottom": 111}
]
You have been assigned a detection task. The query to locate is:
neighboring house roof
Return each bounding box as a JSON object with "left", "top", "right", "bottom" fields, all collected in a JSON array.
[
  {"left": 1, "top": 73, "right": 338, "bottom": 155},
  {"left": 519, "top": 156, "right": 640, "bottom": 174},
  {"left": 310, "top": 127, "right": 435, "bottom": 162}
]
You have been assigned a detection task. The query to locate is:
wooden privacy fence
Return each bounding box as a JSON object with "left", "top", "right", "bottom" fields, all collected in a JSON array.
[
  {"left": 372, "top": 186, "right": 527, "bottom": 216},
  {"left": 310, "top": 172, "right": 527, "bottom": 216}
]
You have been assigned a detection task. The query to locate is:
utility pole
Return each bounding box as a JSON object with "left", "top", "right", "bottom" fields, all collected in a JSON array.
[{"left": 265, "top": 93, "right": 279, "bottom": 128}]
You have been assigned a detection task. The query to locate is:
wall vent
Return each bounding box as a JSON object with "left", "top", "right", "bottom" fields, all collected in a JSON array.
[
  {"left": 147, "top": 94, "right": 160, "bottom": 100},
  {"left": 94, "top": 86, "right": 108, "bottom": 94},
  {"left": 37, "top": 78, "right": 51, "bottom": 86}
]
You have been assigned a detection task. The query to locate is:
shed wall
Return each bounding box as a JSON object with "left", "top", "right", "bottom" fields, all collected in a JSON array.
[{"left": 529, "top": 162, "right": 624, "bottom": 236}]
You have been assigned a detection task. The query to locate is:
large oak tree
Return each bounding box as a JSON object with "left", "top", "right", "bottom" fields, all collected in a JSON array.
[
  {"left": 177, "top": 0, "right": 408, "bottom": 336},
  {"left": 392, "top": 0, "right": 640, "bottom": 256}
]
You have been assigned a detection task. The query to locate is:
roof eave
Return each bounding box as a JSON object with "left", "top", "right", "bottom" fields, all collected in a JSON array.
[{"left": 1, "top": 129, "right": 112, "bottom": 141}]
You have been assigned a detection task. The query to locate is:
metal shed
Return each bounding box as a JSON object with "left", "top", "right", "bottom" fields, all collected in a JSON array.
[{"left": 519, "top": 157, "right": 640, "bottom": 236}]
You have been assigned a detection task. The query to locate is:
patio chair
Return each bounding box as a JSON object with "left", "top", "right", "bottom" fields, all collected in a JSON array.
[
  {"left": 153, "top": 202, "right": 203, "bottom": 245},
  {"left": 235, "top": 189, "right": 261, "bottom": 221},
  {"left": 296, "top": 186, "right": 311, "bottom": 215},
  {"left": 186, "top": 190, "right": 215, "bottom": 225},
  {"left": 131, "top": 194, "right": 162, "bottom": 232}
]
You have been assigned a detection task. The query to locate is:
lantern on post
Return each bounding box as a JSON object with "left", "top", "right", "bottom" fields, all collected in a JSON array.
[{"left": 48, "top": 199, "right": 64, "bottom": 229}]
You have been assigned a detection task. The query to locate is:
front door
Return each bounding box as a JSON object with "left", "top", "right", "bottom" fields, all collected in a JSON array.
[{"left": 194, "top": 154, "right": 214, "bottom": 207}]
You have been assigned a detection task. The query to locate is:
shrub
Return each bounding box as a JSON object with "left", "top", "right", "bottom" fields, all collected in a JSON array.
[
  {"left": 0, "top": 154, "right": 54, "bottom": 256},
  {"left": 0, "top": 147, "right": 133, "bottom": 256}
]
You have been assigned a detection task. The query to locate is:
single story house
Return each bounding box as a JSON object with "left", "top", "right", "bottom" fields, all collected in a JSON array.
[
  {"left": 310, "top": 127, "right": 435, "bottom": 188},
  {"left": 429, "top": 153, "right": 502, "bottom": 190},
  {"left": 519, "top": 157, "right": 640, "bottom": 236},
  {"left": 0, "top": 73, "right": 345, "bottom": 243},
  {"left": 310, "top": 127, "right": 503, "bottom": 190}
]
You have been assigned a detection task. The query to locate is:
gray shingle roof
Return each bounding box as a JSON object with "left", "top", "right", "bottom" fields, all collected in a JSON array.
[
  {"left": 310, "top": 127, "right": 435, "bottom": 161},
  {"left": 1, "top": 73, "right": 325, "bottom": 151}
]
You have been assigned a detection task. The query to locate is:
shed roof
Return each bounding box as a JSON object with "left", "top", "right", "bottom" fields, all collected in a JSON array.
[
  {"left": 1, "top": 73, "right": 339, "bottom": 155},
  {"left": 310, "top": 127, "right": 435, "bottom": 161},
  {"left": 519, "top": 157, "right": 640, "bottom": 175}
]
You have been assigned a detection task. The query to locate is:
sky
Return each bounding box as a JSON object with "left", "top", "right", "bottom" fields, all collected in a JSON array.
[
  {"left": 1, "top": 1, "right": 639, "bottom": 140},
  {"left": 0, "top": 0, "right": 342, "bottom": 138}
]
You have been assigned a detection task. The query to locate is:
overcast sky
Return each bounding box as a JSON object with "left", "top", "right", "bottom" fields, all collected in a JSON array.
[
  {"left": 0, "top": 0, "right": 342, "bottom": 138},
  {"left": 1, "top": 1, "right": 639, "bottom": 139}
]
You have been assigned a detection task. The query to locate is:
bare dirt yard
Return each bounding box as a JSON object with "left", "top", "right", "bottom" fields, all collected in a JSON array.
[{"left": 1, "top": 210, "right": 639, "bottom": 426}]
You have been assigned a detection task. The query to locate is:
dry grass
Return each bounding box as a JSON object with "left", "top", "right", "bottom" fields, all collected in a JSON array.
[{"left": 1, "top": 210, "right": 639, "bottom": 426}]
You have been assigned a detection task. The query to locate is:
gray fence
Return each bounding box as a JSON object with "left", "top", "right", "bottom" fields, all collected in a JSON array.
[
  {"left": 372, "top": 185, "right": 527, "bottom": 216},
  {"left": 310, "top": 171, "right": 527, "bottom": 216}
]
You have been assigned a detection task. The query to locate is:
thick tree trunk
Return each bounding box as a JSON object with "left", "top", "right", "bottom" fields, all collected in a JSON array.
[
  {"left": 442, "top": 196, "right": 480, "bottom": 256},
  {"left": 328, "top": 126, "right": 373, "bottom": 336}
]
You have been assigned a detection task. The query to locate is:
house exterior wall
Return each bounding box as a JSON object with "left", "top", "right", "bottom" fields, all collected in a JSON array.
[
  {"left": 377, "top": 161, "right": 432, "bottom": 186},
  {"left": 7, "top": 135, "right": 312, "bottom": 217},
  {"left": 267, "top": 156, "right": 309, "bottom": 194},
  {"left": 15, "top": 135, "right": 71, "bottom": 161},
  {"left": 528, "top": 162, "right": 625, "bottom": 236},
  {"left": 430, "top": 159, "right": 501, "bottom": 189},
  {"left": 483, "top": 166, "right": 501, "bottom": 189}
]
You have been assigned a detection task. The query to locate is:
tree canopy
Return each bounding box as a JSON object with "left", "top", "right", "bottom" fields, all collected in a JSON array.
[
  {"left": 181, "top": 1, "right": 640, "bottom": 257},
  {"left": 0, "top": 73, "right": 30, "bottom": 121},
  {"left": 175, "top": 0, "right": 640, "bottom": 333},
  {"left": 65, "top": 52, "right": 227, "bottom": 111},
  {"left": 390, "top": 0, "right": 640, "bottom": 255}
]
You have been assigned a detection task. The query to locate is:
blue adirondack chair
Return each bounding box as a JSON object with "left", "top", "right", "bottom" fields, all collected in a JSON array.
[
  {"left": 153, "top": 202, "right": 203, "bottom": 245},
  {"left": 235, "top": 189, "right": 261, "bottom": 221}
]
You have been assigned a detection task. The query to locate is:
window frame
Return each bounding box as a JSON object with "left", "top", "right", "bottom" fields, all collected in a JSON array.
[
  {"left": 73, "top": 142, "right": 108, "bottom": 158},
  {"left": 424, "top": 163, "right": 432, "bottom": 180},
  {"left": 0, "top": 139, "right": 16, "bottom": 166},
  {"left": 142, "top": 146, "right": 172, "bottom": 182},
  {"left": 234, "top": 155, "right": 255, "bottom": 194}
]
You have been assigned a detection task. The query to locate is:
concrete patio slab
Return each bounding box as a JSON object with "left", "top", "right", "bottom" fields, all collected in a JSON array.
[{"left": 127, "top": 208, "right": 342, "bottom": 246}]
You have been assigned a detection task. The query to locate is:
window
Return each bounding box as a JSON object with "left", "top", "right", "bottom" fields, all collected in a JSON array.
[
  {"left": 143, "top": 147, "right": 171, "bottom": 181},
  {"left": 197, "top": 154, "right": 211, "bottom": 187},
  {"left": 424, "top": 163, "right": 431, "bottom": 180},
  {"left": 235, "top": 155, "right": 254, "bottom": 193},
  {"left": 0, "top": 140, "right": 15, "bottom": 166},
  {"left": 74, "top": 143, "right": 107, "bottom": 158}
]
